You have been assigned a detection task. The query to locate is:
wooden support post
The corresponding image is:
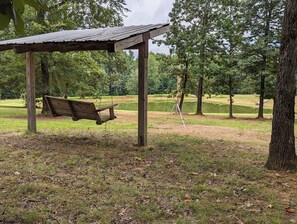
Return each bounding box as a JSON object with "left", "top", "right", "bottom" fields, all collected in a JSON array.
[
  {"left": 138, "top": 40, "right": 149, "bottom": 146},
  {"left": 26, "top": 52, "right": 36, "bottom": 133}
]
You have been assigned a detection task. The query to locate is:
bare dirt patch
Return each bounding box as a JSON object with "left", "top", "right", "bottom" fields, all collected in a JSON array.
[
  {"left": 151, "top": 123, "right": 270, "bottom": 148},
  {"left": 143, "top": 112, "right": 270, "bottom": 149},
  {"left": 36, "top": 111, "right": 272, "bottom": 148}
]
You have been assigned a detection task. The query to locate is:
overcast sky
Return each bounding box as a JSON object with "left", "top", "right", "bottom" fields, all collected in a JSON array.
[{"left": 123, "top": 0, "right": 175, "bottom": 54}]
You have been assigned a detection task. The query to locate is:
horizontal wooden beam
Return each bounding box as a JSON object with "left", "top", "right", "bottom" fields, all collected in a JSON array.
[
  {"left": 14, "top": 42, "right": 115, "bottom": 53},
  {"left": 124, "top": 33, "right": 150, "bottom": 50},
  {"left": 149, "top": 25, "right": 170, "bottom": 39},
  {"left": 114, "top": 25, "right": 170, "bottom": 51},
  {"left": 0, "top": 45, "right": 14, "bottom": 51},
  {"left": 114, "top": 34, "right": 143, "bottom": 52}
]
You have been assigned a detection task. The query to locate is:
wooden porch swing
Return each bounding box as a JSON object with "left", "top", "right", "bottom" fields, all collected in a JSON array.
[{"left": 45, "top": 95, "right": 117, "bottom": 125}]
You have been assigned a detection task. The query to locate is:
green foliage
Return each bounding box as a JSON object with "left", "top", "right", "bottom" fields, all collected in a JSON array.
[
  {"left": 36, "top": 0, "right": 130, "bottom": 101},
  {"left": 210, "top": 0, "right": 246, "bottom": 117},
  {"left": 0, "top": 0, "right": 44, "bottom": 35},
  {"left": 102, "top": 51, "right": 134, "bottom": 96},
  {"left": 45, "top": 0, "right": 128, "bottom": 29},
  {"left": 0, "top": 0, "right": 131, "bottom": 100},
  {"left": 0, "top": 51, "right": 25, "bottom": 99},
  {"left": 125, "top": 65, "right": 138, "bottom": 95},
  {"left": 241, "top": 0, "right": 283, "bottom": 98},
  {"left": 125, "top": 53, "right": 177, "bottom": 96},
  {"left": 165, "top": 0, "right": 282, "bottom": 117},
  {"left": 166, "top": 0, "right": 240, "bottom": 114},
  {"left": 0, "top": 0, "right": 283, "bottom": 107}
]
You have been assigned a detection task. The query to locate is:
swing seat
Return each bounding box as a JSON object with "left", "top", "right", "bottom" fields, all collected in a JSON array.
[{"left": 44, "top": 95, "right": 117, "bottom": 125}]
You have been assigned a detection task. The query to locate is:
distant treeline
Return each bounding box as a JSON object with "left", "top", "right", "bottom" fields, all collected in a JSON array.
[{"left": 0, "top": 0, "right": 284, "bottom": 118}]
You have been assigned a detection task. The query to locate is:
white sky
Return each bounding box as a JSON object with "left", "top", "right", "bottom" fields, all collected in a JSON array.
[{"left": 123, "top": 0, "right": 175, "bottom": 54}]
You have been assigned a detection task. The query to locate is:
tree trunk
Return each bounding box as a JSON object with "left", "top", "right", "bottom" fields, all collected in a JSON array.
[
  {"left": 37, "top": 11, "right": 51, "bottom": 114},
  {"left": 64, "top": 83, "right": 68, "bottom": 99},
  {"left": 196, "top": 76, "right": 203, "bottom": 115},
  {"left": 108, "top": 64, "right": 113, "bottom": 96},
  {"left": 109, "top": 81, "right": 113, "bottom": 96},
  {"left": 258, "top": 0, "right": 273, "bottom": 119},
  {"left": 265, "top": 0, "right": 297, "bottom": 171},
  {"left": 195, "top": 5, "right": 209, "bottom": 116},
  {"left": 179, "top": 62, "right": 188, "bottom": 112},
  {"left": 228, "top": 75, "right": 234, "bottom": 118},
  {"left": 257, "top": 73, "right": 265, "bottom": 119},
  {"left": 41, "top": 54, "right": 50, "bottom": 114}
]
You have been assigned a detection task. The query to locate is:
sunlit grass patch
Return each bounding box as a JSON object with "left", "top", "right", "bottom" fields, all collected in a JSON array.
[{"left": 184, "top": 115, "right": 272, "bottom": 132}]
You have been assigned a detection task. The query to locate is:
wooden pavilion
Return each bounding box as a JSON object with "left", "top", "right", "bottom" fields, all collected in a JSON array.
[{"left": 0, "top": 24, "right": 170, "bottom": 146}]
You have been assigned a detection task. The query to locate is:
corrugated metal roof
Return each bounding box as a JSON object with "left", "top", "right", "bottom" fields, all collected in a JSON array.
[{"left": 0, "top": 24, "right": 169, "bottom": 52}]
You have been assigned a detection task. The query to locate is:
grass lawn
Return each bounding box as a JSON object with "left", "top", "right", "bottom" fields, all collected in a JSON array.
[{"left": 0, "top": 96, "right": 296, "bottom": 223}]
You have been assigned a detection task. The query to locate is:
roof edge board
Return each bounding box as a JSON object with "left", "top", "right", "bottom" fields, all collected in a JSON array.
[
  {"left": 0, "top": 45, "right": 14, "bottom": 51},
  {"left": 149, "top": 25, "right": 170, "bottom": 39},
  {"left": 115, "top": 24, "right": 170, "bottom": 51},
  {"left": 113, "top": 34, "right": 143, "bottom": 52},
  {"left": 14, "top": 41, "right": 115, "bottom": 53}
]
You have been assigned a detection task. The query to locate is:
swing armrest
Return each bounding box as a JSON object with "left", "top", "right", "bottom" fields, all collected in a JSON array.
[{"left": 96, "top": 104, "right": 118, "bottom": 112}]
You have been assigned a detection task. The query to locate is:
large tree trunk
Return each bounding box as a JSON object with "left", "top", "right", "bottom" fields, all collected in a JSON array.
[
  {"left": 265, "top": 0, "right": 297, "bottom": 171},
  {"left": 257, "top": 73, "right": 265, "bottom": 119},
  {"left": 196, "top": 76, "right": 203, "bottom": 115}
]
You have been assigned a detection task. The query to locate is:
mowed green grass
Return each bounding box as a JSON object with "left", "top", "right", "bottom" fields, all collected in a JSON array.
[
  {"left": 0, "top": 96, "right": 296, "bottom": 223},
  {"left": 101, "top": 94, "right": 274, "bottom": 114},
  {"left": 0, "top": 96, "right": 271, "bottom": 133},
  {"left": 1, "top": 132, "right": 296, "bottom": 223},
  {"left": 116, "top": 101, "right": 273, "bottom": 114},
  {"left": 0, "top": 94, "right": 274, "bottom": 116}
]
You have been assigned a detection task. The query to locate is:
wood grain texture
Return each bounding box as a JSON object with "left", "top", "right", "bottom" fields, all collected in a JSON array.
[
  {"left": 138, "top": 41, "right": 149, "bottom": 146},
  {"left": 26, "top": 52, "right": 36, "bottom": 133},
  {"left": 44, "top": 96, "right": 117, "bottom": 125}
]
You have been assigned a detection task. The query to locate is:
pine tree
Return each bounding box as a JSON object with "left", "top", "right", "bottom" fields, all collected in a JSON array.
[
  {"left": 243, "top": 0, "right": 284, "bottom": 118},
  {"left": 166, "top": 0, "right": 221, "bottom": 114},
  {"left": 216, "top": 0, "right": 245, "bottom": 118}
]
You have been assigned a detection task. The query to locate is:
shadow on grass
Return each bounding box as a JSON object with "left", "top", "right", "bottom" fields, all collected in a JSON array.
[
  {"left": 0, "top": 105, "right": 26, "bottom": 109},
  {"left": 184, "top": 113, "right": 272, "bottom": 121}
]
